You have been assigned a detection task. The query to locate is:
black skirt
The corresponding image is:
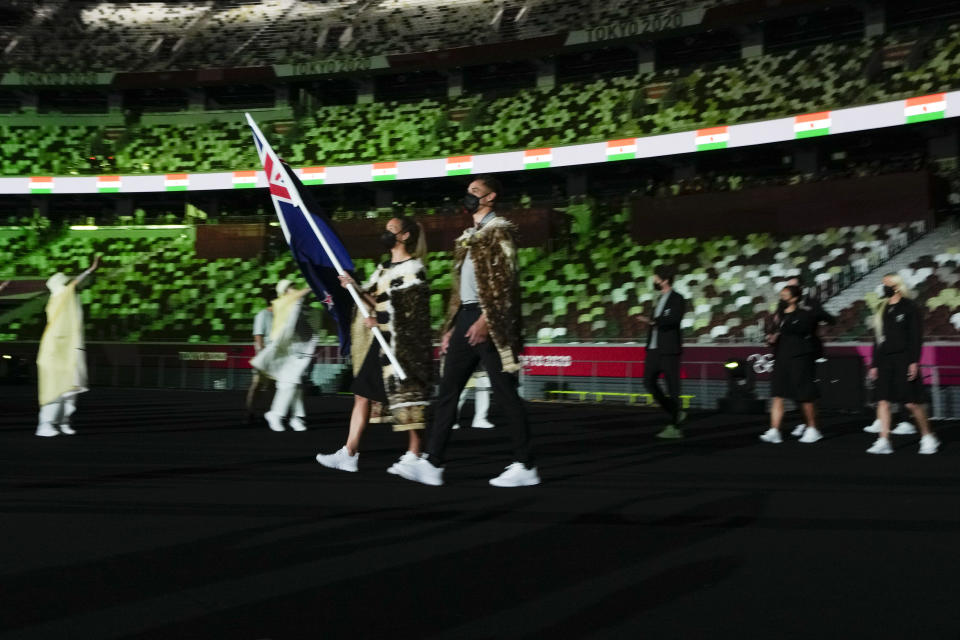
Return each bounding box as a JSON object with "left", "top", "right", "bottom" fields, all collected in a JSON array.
[
  {"left": 770, "top": 354, "right": 819, "bottom": 402},
  {"left": 874, "top": 351, "right": 926, "bottom": 404},
  {"left": 350, "top": 341, "right": 388, "bottom": 404}
]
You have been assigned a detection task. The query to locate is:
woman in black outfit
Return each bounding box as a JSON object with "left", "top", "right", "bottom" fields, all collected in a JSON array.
[
  {"left": 759, "top": 285, "right": 823, "bottom": 444},
  {"left": 866, "top": 273, "right": 939, "bottom": 455}
]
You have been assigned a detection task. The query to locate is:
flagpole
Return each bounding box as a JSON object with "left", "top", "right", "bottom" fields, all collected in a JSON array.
[{"left": 246, "top": 114, "right": 408, "bottom": 381}]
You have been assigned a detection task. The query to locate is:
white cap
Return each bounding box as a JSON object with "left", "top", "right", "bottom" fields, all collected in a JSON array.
[
  {"left": 276, "top": 279, "right": 293, "bottom": 297},
  {"left": 46, "top": 272, "right": 68, "bottom": 295}
]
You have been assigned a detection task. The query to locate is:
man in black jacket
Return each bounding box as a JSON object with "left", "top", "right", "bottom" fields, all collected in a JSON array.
[{"left": 636, "top": 265, "right": 687, "bottom": 439}]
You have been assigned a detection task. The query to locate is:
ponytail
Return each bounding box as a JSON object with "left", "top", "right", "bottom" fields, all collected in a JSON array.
[{"left": 397, "top": 216, "right": 428, "bottom": 261}]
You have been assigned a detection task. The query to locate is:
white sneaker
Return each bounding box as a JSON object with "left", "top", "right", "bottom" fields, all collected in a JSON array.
[
  {"left": 315, "top": 446, "right": 358, "bottom": 472},
  {"left": 472, "top": 417, "right": 495, "bottom": 429},
  {"left": 892, "top": 421, "right": 917, "bottom": 435},
  {"left": 867, "top": 437, "right": 893, "bottom": 454},
  {"left": 387, "top": 451, "right": 418, "bottom": 475},
  {"left": 791, "top": 424, "right": 806, "bottom": 437},
  {"left": 759, "top": 428, "right": 782, "bottom": 444},
  {"left": 396, "top": 455, "right": 444, "bottom": 486},
  {"left": 489, "top": 462, "right": 541, "bottom": 487},
  {"left": 265, "top": 411, "right": 284, "bottom": 432},
  {"left": 35, "top": 424, "right": 59, "bottom": 437},
  {"left": 918, "top": 434, "right": 940, "bottom": 455},
  {"left": 863, "top": 419, "right": 881, "bottom": 434},
  {"left": 289, "top": 417, "right": 307, "bottom": 431},
  {"left": 798, "top": 426, "right": 823, "bottom": 443},
  {"left": 59, "top": 424, "right": 76, "bottom": 435}
]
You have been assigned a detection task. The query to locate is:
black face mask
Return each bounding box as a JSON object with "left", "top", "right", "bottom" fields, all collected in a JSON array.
[
  {"left": 777, "top": 299, "right": 788, "bottom": 312},
  {"left": 463, "top": 192, "right": 490, "bottom": 214},
  {"left": 653, "top": 281, "right": 662, "bottom": 291},
  {"left": 380, "top": 230, "right": 397, "bottom": 250},
  {"left": 882, "top": 285, "right": 896, "bottom": 298}
]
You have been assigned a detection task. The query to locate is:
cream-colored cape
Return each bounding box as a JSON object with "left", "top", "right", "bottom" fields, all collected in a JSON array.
[{"left": 37, "top": 281, "right": 88, "bottom": 406}]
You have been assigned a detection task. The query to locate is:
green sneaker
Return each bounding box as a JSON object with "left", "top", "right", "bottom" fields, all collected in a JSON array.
[{"left": 656, "top": 424, "right": 684, "bottom": 439}]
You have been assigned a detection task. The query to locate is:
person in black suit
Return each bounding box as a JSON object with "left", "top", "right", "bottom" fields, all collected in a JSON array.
[
  {"left": 759, "top": 285, "right": 822, "bottom": 444},
  {"left": 636, "top": 265, "right": 687, "bottom": 439}
]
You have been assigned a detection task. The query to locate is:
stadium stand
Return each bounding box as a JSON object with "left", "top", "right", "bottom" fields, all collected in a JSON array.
[
  {"left": 2, "top": 19, "right": 960, "bottom": 175},
  {"left": 0, "top": 218, "right": 942, "bottom": 344}
]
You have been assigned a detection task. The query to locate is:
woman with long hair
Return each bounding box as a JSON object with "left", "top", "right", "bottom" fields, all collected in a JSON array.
[
  {"left": 866, "top": 273, "right": 939, "bottom": 454},
  {"left": 315, "top": 215, "right": 433, "bottom": 472}
]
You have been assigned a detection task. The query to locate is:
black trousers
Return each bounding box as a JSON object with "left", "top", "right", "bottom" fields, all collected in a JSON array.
[
  {"left": 644, "top": 349, "right": 680, "bottom": 421},
  {"left": 426, "top": 304, "right": 533, "bottom": 466}
]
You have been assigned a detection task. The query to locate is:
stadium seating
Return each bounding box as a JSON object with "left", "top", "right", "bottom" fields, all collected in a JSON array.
[
  {"left": 0, "top": 218, "right": 938, "bottom": 345},
  {"left": 3, "top": 18, "right": 960, "bottom": 176}
]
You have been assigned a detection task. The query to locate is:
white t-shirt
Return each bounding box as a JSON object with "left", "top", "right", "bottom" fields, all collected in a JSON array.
[{"left": 253, "top": 308, "right": 273, "bottom": 347}]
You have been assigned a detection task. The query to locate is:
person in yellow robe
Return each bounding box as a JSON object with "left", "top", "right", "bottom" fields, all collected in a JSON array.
[{"left": 36, "top": 255, "right": 100, "bottom": 437}]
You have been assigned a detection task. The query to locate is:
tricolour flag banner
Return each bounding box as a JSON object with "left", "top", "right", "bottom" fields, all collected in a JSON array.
[
  {"left": 164, "top": 174, "right": 189, "bottom": 191},
  {"left": 96, "top": 175, "right": 121, "bottom": 193},
  {"left": 372, "top": 162, "right": 398, "bottom": 181},
  {"left": 905, "top": 94, "right": 946, "bottom": 123},
  {"left": 794, "top": 112, "right": 831, "bottom": 138},
  {"left": 524, "top": 148, "right": 552, "bottom": 169},
  {"left": 606, "top": 139, "right": 637, "bottom": 161},
  {"left": 246, "top": 115, "right": 357, "bottom": 358},
  {"left": 299, "top": 166, "right": 326, "bottom": 185},
  {"left": 232, "top": 170, "right": 258, "bottom": 189},
  {"left": 695, "top": 126, "right": 729, "bottom": 151},
  {"left": 29, "top": 177, "right": 53, "bottom": 194},
  {"left": 446, "top": 156, "right": 473, "bottom": 176}
]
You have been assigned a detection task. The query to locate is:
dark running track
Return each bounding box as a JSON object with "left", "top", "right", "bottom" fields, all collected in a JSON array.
[{"left": 1, "top": 386, "right": 959, "bottom": 639}]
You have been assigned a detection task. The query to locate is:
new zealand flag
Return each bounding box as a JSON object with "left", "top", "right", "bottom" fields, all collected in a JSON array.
[{"left": 247, "top": 115, "right": 356, "bottom": 357}]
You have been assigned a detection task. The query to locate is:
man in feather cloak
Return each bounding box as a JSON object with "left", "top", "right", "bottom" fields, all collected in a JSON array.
[{"left": 397, "top": 175, "right": 540, "bottom": 488}]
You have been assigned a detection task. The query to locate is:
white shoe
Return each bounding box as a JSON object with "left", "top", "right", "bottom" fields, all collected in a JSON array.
[
  {"left": 35, "top": 424, "right": 59, "bottom": 437},
  {"left": 489, "top": 462, "right": 541, "bottom": 487},
  {"left": 919, "top": 434, "right": 940, "bottom": 455},
  {"left": 759, "top": 428, "right": 782, "bottom": 444},
  {"left": 315, "top": 446, "right": 358, "bottom": 472},
  {"left": 289, "top": 417, "right": 307, "bottom": 431},
  {"left": 452, "top": 423, "right": 461, "bottom": 430},
  {"left": 799, "top": 426, "right": 823, "bottom": 443},
  {"left": 387, "top": 451, "right": 418, "bottom": 475},
  {"left": 472, "top": 418, "right": 495, "bottom": 429},
  {"left": 867, "top": 437, "right": 893, "bottom": 454},
  {"left": 265, "top": 411, "right": 284, "bottom": 432},
  {"left": 791, "top": 424, "right": 806, "bottom": 437},
  {"left": 892, "top": 421, "right": 917, "bottom": 435},
  {"left": 59, "top": 424, "right": 76, "bottom": 435},
  {"left": 396, "top": 455, "right": 444, "bottom": 486},
  {"left": 863, "top": 419, "right": 881, "bottom": 434}
]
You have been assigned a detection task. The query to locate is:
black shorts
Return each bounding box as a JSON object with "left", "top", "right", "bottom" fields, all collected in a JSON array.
[
  {"left": 770, "top": 355, "right": 819, "bottom": 402},
  {"left": 874, "top": 352, "right": 926, "bottom": 404},
  {"left": 350, "top": 341, "right": 388, "bottom": 404}
]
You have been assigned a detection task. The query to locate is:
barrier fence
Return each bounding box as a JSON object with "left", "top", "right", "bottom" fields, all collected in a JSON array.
[{"left": 4, "top": 348, "right": 959, "bottom": 419}]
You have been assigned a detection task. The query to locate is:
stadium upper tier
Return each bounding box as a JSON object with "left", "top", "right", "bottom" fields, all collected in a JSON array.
[
  {"left": 1, "top": 23, "right": 959, "bottom": 178},
  {"left": 0, "top": 0, "right": 728, "bottom": 71}
]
